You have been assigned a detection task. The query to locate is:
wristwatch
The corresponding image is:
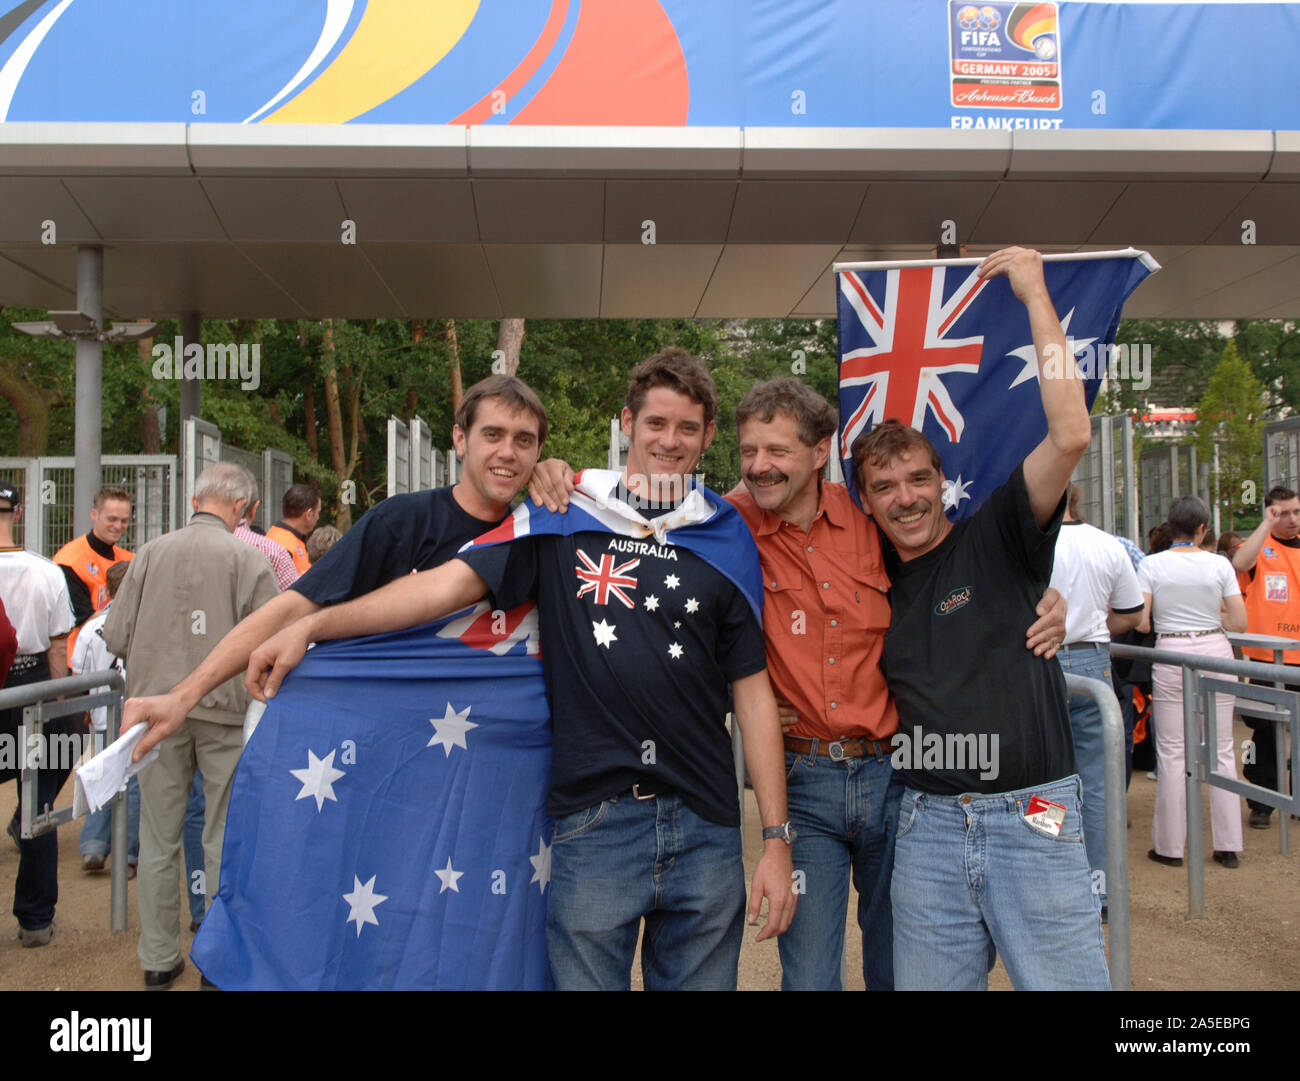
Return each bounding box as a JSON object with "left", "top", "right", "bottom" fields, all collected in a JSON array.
[{"left": 762, "top": 821, "right": 796, "bottom": 845}]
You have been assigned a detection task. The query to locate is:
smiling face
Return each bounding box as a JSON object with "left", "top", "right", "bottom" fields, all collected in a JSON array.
[
  {"left": 452, "top": 396, "right": 542, "bottom": 520},
  {"left": 739, "top": 413, "right": 828, "bottom": 528},
  {"left": 622, "top": 385, "right": 714, "bottom": 502},
  {"left": 859, "top": 448, "right": 952, "bottom": 561},
  {"left": 90, "top": 498, "right": 131, "bottom": 546}
]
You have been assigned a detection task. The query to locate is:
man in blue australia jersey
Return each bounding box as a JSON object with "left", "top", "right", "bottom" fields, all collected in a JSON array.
[{"left": 241, "top": 348, "right": 797, "bottom": 990}]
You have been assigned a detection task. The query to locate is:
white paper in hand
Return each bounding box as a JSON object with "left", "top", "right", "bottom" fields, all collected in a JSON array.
[{"left": 73, "top": 725, "right": 159, "bottom": 818}]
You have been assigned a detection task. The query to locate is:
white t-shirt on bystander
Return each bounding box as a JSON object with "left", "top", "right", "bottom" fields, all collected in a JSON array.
[{"left": 1137, "top": 548, "right": 1240, "bottom": 635}]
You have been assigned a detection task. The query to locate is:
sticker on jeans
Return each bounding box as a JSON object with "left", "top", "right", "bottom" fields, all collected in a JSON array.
[
  {"left": 1266, "top": 573, "right": 1288, "bottom": 603},
  {"left": 1023, "top": 795, "right": 1067, "bottom": 837}
]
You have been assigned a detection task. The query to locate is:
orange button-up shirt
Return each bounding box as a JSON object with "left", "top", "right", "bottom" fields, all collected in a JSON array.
[{"left": 727, "top": 482, "right": 898, "bottom": 741}]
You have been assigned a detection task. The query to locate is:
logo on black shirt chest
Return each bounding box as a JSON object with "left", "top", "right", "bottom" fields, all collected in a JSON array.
[{"left": 936, "top": 585, "right": 973, "bottom": 616}]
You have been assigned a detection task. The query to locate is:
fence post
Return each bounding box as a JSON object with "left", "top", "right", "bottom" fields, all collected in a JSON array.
[{"left": 1183, "top": 665, "right": 1206, "bottom": 918}]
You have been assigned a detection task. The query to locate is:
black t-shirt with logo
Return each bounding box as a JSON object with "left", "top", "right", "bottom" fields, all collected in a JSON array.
[
  {"left": 882, "top": 465, "right": 1073, "bottom": 795},
  {"left": 459, "top": 515, "right": 768, "bottom": 827},
  {"left": 293, "top": 487, "right": 504, "bottom": 605}
]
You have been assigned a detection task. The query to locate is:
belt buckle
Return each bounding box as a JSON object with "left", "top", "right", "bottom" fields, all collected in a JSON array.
[
  {"left": 827, "top": 741, "right": 847, "bottom": 762},
  {"left": 632, "top": 783, "right": 656, "bottom": 800}
]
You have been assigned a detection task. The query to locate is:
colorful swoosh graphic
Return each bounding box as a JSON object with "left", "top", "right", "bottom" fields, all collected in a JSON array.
[{"left": 264, "top": 0, "right": 480, "bottom": 124}]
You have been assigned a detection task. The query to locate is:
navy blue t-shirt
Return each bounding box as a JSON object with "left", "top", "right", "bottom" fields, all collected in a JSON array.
[
  {"left": 293, "top": 487, "right": 504, "bottom": 605},
  {"left": 882, "top": 465, "right": 1074, "bottom": 795},
  {"left": 460, "top": 521, "right": 768, "bottom": 827}
]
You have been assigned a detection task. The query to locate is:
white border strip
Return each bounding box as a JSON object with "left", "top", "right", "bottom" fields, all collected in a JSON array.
[{"left": 834, "top": 247, "right": 1161, "bottom": 274}]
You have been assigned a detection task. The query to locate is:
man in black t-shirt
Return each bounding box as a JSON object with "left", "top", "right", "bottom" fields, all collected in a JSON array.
[
  {"left": 123, "top": 375, "right": 548, "bottom": 754},
  {"left": 852, "top": 247, "right": 1110, "bottom": 991},
  {"left": 242, "top": 348, "right": 797, "bottom": 990}
]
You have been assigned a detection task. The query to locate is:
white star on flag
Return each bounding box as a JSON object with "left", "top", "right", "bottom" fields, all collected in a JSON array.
[
  {"left": 592, "top": 619, "right": 618, "bottom": 648},
  {"left": 664, "top": 574, "right": 680, "bottom": 589},
  {"left": 427, "top": 703, "right": 478, "bottom": 757},
  {"left": 1006, "top": 309, "right": 1098, "bottom": 389},
  {"left": 942, "top": 475, "right": 973, "bottom": 510},
  {"left": 529, "top": 836, "right": 552, "bottom": 894},
  {"left": 435, "top": 857, "right": 463, "bottom": 894},
  {"left": 290, "top": 748, "right": 347, "bottom": 812},
  {"left": 684, "top": 597, "right": 700, "bottom": 614},
  {"left": 668, "top": 642, "right": 684, "bottom": 659},
  {"left": 342, "top": 874, "right": 387, "bottom": 937},
  {"left": 673, "top": 621, "right": 681, "bottom": 629},
  {"left": 644, "top": 594, "right": 660, "bottom": 611}
]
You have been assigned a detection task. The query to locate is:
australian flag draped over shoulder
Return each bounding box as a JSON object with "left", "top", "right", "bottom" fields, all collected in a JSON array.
[
  {"left": 192, "top": 605, "right": 552, "bottom": 990},
  {"left": 463, "top": 468, "right": 765, "bottom": 624},
  {"left": 836, "top": 249, "right": 1158, "bottom": 515}
]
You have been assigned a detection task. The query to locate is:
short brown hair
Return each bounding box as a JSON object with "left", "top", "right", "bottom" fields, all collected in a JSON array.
[
  {"left": 735, "top": 379, "right": 837, "bottom": 447},
  {"left": 850, "top": 419, "right": 942, "bottom": 485},
  {"left": 282, "top": 484, "right": 321, "bottom": 518},
  {"left": 93, "top": 486, "right": 131, "bottom": 509},
  {"left": 1067, "top": 484, "right": 1085, "bottom": 522},
  {"left": 306, "top": 525, "right": 342, "bottom": 564},
  {"left": 1265, "top": 486, "right": 1298, "bottom": 507},
  {"left": 105, "top": 559, "right": 130, "bottom": 598},
  {"left": 455, "top": 375, "right": 548, "bottom": 447},
  {"left": 625, "top": 347, "right": 717, "bottom": 427}
]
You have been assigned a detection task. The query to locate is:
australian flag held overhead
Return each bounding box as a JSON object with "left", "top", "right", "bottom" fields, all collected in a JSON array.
[
  {"left": 836, "top": 249, "right": 1158, "bottom": 516},
  {"left": 191, "top": 605, "right": 552, "bottom": 990}
]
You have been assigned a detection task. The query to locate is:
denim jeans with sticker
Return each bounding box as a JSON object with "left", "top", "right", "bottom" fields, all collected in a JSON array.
[
  {"left": 778, "top": 748, "right": 901, "bottom": 990},
  {"left": 1058, "top": 645, "right": 1112, "bottom": 902},
  {"left": 891, "top": 775, "right": 1110, "bottom": 990},
  {"left": 546, "top": 792, "right": 745, "bottom": 990}
]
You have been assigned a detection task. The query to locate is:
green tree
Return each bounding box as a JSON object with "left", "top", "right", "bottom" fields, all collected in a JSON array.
[{"left": 1195, "top": 341, "right": 1266, "bottom": 531}]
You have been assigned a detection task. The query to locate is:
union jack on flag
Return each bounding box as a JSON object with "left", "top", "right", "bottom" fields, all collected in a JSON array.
[
  {"left": 574, "top": 550, "right": 641, "bottom": 608},
  {"left": 836, "top": 250, "right": 1157, "bottom": 517}
]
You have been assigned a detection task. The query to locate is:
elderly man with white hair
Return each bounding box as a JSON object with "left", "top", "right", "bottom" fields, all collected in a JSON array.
[{"left": 106, "top": 462, "right": 279, "bottom": 989}]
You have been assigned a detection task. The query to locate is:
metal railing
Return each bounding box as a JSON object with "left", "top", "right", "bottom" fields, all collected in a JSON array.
[
  {"left": 1110, "top": 641, "right": 1299, "bottom": 919},
  {"left": 1063, "top": 672, "right": 1130, "bottom": 992},
  {"left": 0, "top": 670, "right": 129, "bottom": 933}
]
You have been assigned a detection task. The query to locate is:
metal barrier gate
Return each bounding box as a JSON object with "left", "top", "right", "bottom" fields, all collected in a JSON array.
[
  {"left": 0, "top": 669, "right": 130, "bottom": 934},
  {"left": 1110, "top": 640, "right": 1298, "bottom": 919}
]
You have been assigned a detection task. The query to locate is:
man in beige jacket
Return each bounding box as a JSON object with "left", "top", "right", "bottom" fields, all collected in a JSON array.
[{"left": 106, "top": 462, "right": 278, "bottom": 989}]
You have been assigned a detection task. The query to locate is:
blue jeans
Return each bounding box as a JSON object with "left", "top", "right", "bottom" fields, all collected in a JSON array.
[
  {"left": 1058, "top": 645, "right": 1111, "bottom": 903},
  {"left": 184, "top": 770, "right": 206, "bottom": 923},
  {"left": 778, "top": 747, "right": 901, "bottom": 990},
  {"left": 79, "top": 776, "right": 141, "bottom": 861},
  {"left": 891, "top": 775, "right": 1110, "bottom": 990},
  {"left": 547, "top": 792, "right": 745, "bottom": 990}
]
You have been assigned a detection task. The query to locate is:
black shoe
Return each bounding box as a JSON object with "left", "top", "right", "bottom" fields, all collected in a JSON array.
[
  {"left": 143, "top": 959, "right": 185, "bottom": 990},
  {"left": 1213, "top": 850, "right": 1240, "bottom": 868},
  {"left": 1100, "top": 905, "right": 1108, "bottom": 925},
  {"left": 6, "top": 814, "right": 19, "bottom": 850},
  {"left": 1148, "top": 848, "right": 1183, "bottom": 867},
  {"left": 190, "top": 918, "right": 202, "bottom": 933},
  {"left": 1249, "top": 809, "right": 1272, "bottom": 830}
]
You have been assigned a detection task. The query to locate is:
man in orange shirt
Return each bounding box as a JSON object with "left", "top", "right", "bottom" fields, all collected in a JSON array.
[
  {"left": 265, "top": 485, "right": 320, "bottom": 576},
  {"left": 726, "top": 378, "right": 1064, "bottom": 991},
  {"left": 53, "top": 485, "right": 134, "bottom": 656}
]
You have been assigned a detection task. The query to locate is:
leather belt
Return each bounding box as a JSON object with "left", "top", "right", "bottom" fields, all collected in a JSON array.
[{"left": 783, "top": 734, "right": 892, "bottom": 761}]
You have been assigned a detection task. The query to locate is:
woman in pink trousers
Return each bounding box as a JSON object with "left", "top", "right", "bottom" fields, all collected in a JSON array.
[{"left": 1138, "top": 496, "right": 1247, "bottom": 868}]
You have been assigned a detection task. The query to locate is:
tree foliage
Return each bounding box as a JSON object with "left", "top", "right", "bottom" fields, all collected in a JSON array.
[{"left": 1195, "top": 341, "right": 1266, "bottom": 531}]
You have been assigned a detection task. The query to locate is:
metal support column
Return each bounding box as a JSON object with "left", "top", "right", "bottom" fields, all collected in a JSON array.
[
  {"left": 74, "top": 246, "right": 104, "bottom": 529},
  {"left": 180, "top": 311, "right": 202, "bottom": 422}
]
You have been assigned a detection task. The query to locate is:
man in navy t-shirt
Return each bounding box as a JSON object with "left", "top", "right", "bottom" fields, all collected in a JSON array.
[
  {"left": 123, "top": 375, "right": 549, "bottom": 753},
  {"left": 853, "top": 247, "right": 1111, "bottom": 991},
  {"left": 245, "top": 349, "right": 797, "bottom": 990}
]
